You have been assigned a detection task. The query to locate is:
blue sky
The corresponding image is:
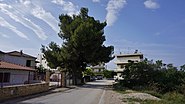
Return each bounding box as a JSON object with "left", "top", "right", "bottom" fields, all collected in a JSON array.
[{"left": 0, "top": 0, "right": 185, "bottom": 69}]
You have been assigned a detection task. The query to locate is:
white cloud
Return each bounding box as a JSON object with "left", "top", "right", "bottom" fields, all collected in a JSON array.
[
  {"left": 2, "top": 34, "right": 10, "bottom": 38},
  {"left": 0, "top": 3, "right": 12, "bottom": 8},
  {"left": 23, "top": 17, "right": 48, "bottom": 40},
  {"left": 144, "top": 0, "right": 160, "bottom": 9},
  {"left": 51, "top": 0, "right": 78, "bottom": 16},
  {"left": 19, "top": 0, "right": 31, "bottom": 6},
  {"left": 0, "top": 3, "right": 47, "bottom": 40},
  {"left": 92, "top": 0, "right": 100, "bottom": 3},
  {"left": 32, "top": 6, "right": 59, "bottom": 33},
  {"left": 0, "top": 32, "right": 10, "bottom": 38},
  {"left": 0, "top": 17, "right": 29, "bottom": 39},
  {"left": 106, "top": 0, "right": 127, "bottom": 26}
]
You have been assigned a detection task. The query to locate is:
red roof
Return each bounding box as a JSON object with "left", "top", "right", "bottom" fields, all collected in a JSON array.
[{"left": 0, "top": 61, "right": 35, "bottom": 71}]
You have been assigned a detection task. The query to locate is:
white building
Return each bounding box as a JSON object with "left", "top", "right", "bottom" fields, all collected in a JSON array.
[
  {"left": 90, "top": 64, "right": 105, "bottom": 73},
  {"left": 36, "top": 53, "right": 50, "bottom": 70},
  {"left": 0, "top": 50, "right": 36, "bottom": 86},
  {"left": 0, "top": 61, "right": 35, "bottom": 86},
  {"left": 114, "top": 53, "right": 143, "bottom": 80},
  {"left": 36, "top": 53, "right": 58, "bottom": 71},
  {"left": 0, "top": 51, "right": 36, "bottom": 69}
]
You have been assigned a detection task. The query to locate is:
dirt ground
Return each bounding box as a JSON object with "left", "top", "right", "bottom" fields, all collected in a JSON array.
[{"left": 104, "top": 89, "right": 160, "bottom": 104}]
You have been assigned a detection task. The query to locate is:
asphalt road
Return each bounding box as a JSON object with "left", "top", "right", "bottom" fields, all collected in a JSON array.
[{"left": 3, "top": 80, "right": 114, "bottom": 104}]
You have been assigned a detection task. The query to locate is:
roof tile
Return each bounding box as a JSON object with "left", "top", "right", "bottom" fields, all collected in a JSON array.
[{"left": 0, "top": 61, "right": 35, "bottom": 71}]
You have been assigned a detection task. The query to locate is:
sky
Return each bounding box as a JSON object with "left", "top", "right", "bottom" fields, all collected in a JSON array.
[{"left": 0, "top": 0, "right": 185, "bottom": 69}]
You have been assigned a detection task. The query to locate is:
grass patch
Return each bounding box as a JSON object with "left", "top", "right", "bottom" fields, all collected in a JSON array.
[
  {"left": 143, "top": 92, "right": 185, "bottom": 104},
  {"left": 162, "top": 92, "right": 185, "bottom": 104},
  {"left": 113, "top": 83, "right": 185, "bottom": 104},
  {"left": 121, "top": 92, "right": 185, "bottom": 104},
  {"left": 141, "top": 90, "right": 163, "bottom": 98},
  {"left": 114, "top": 87, "right": 185, "bottom": 103}
]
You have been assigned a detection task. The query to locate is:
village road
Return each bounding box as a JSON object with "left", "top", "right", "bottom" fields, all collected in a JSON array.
[{"left": 3, "top": 80, "right": 114, "bottom": 104}]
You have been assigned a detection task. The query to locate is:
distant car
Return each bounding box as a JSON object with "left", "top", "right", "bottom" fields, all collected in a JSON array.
[
  {"left": 50, "top": 73, "right": 61, "bottom": 82},
  {"left": 96, "top": 75, "right": 103, "bottom": 80},
  {"left": 83, "top": 75, "right": 96, "bottom": 82},
  {"left": 91, "top": 76, "right": 96, "bottom": 81}
]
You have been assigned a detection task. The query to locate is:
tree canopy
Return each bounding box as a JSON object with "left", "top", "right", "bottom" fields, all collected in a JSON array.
[
  {"left": 41, "top": 7, "right": 114, "bottom": 84},
  {"left": 121, "top": 59, "right": 185, "bottom": 93}
]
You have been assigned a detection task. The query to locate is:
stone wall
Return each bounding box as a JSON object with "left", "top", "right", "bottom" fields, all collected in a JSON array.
[{"left": 0, "top": 82, "right": 49, "bottom": 101}]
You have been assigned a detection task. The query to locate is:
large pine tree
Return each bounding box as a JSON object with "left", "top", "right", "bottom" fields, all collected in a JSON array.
[{"left": 42, "top": 7, "right": 114, "bottom": 84}]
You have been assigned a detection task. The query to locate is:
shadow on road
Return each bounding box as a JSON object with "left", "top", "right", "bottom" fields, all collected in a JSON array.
[
  {"left": 1, "top": 87, "right": 74, "bottom": 104},
  {"left": 79, "top": 80, "right": 114, "bottom": 90}
]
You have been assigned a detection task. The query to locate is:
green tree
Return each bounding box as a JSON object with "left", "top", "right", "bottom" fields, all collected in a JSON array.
[
  {"left": 155, "top": 60, "right": 163, "bottom": 70},
  {"left": 41, "top": 42, "right": 62, "bottom": 69},
  {"left": 180, "top": 64, "right": 185, "bottom": 71},
  {"left": 84, "top": 68, "right": 95, "bottom": 76},
  {"left": 121, "top": 59, "right": 185, "bottom": 93},
  {"left": 103, "top": 70, "right": 114, "bottom": 78},
  {"left": 37, "top": 65, "right": 47, "bottom": 73},
  {"left": 42, "top": 7, "right": 114, "bottom": 85}
]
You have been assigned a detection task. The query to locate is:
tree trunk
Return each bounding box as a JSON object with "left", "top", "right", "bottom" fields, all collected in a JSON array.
[{"left": 72, "top": 71, "right": 76, "bottom": 85}]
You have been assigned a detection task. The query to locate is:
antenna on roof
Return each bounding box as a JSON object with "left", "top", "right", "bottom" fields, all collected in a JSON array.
[
  {"left": 134, "top": 49, "right": 138, "bottom": 54},
  {"left": 119, "top": 49, "right": 122, "bottom": 54},
  {"left": 20, "top": 50, "right": 23, "bottom": 55}
]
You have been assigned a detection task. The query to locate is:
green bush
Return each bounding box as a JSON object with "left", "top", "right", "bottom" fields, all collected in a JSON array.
[
  {"left": 128, "top": 92, "right": 185, "bottom": 104},
  {"left": 121, "top": 59, "right": 185, "bottom": 94}
]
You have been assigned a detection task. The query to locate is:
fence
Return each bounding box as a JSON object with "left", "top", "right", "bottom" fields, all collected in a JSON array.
[
  {"left": 0, "top": 82, "right": 49, "bottom": 101},
  {"left": 0, "top": 71, "right": 74, "bottom": 88},
  {"left": 49, "top": 72, "right": 73, "bottom": 87}
]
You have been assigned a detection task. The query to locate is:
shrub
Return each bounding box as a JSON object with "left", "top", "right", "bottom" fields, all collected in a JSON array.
[{"left": 120, "top": 59, "right": 185, "bottom": 94}]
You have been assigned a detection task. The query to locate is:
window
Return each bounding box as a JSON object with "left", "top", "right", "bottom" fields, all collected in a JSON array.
[
  {"left": 128, "top": 60, "right": 134, "bottom": 63},
  {"left": 0, "top": 73, "right": 2, "bottom": 82},
  {"left": 0, "top": 72, "right": 10, "bottom": 83},
  {"left": 26, "top": 60, "right": 31, "bottom": 67}
]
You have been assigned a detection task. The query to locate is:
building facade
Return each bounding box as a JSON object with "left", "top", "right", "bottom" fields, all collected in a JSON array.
[
  {"left": 36, "top": 53, "right": 50, "bottom": 70},
  {"left": 0, "top": 50, "right": 36, "bottom": 86},
  {"left": 0, "top": 51, "right": 36, "bottom": 69},
  {"left": 114, "top": 53, "right": 143, "bottom": 80},
  {"left": 0, "top": 61, "right": 35, "bottom": 86},
  {"left": 90, "top": 64, "right": 105, "bottom": 73}
]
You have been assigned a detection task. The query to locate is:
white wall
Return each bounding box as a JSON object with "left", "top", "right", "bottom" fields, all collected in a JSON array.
[
  {"left": 3, "top": 55, "right": 36, "bottom": 68},
  {"left": 115, "top": 55, "right": 143, "bottom": 80},
  {"left": 3, "top": 55, "right": 26, "bottom": 65},
  {"left": 92, "top": 69, "right": 104, "bottom": 72},
  {"left": 36, "top": 53, "right": 50, "bottom": 70},
  {"left": 117, "top": 56, "right": 142, "bottom": 63},
  {"left": 0, "top": 69, "right": 34, "bottom": 85}
]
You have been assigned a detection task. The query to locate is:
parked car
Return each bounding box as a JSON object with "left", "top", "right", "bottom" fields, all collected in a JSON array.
[
  {"left": 91, "top": 76, "right": 96, "bottom": 81},
  {"left": 96, "top": 75, "right": 103, "bottom": 80}
]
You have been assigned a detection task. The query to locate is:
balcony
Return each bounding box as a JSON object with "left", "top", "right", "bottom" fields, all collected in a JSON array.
[
  {"left": 114, "top": 61, "right": 128, "bottom": 65},
  {"left": 115, "top": 68, "right": 125, "bottom": 72}
]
